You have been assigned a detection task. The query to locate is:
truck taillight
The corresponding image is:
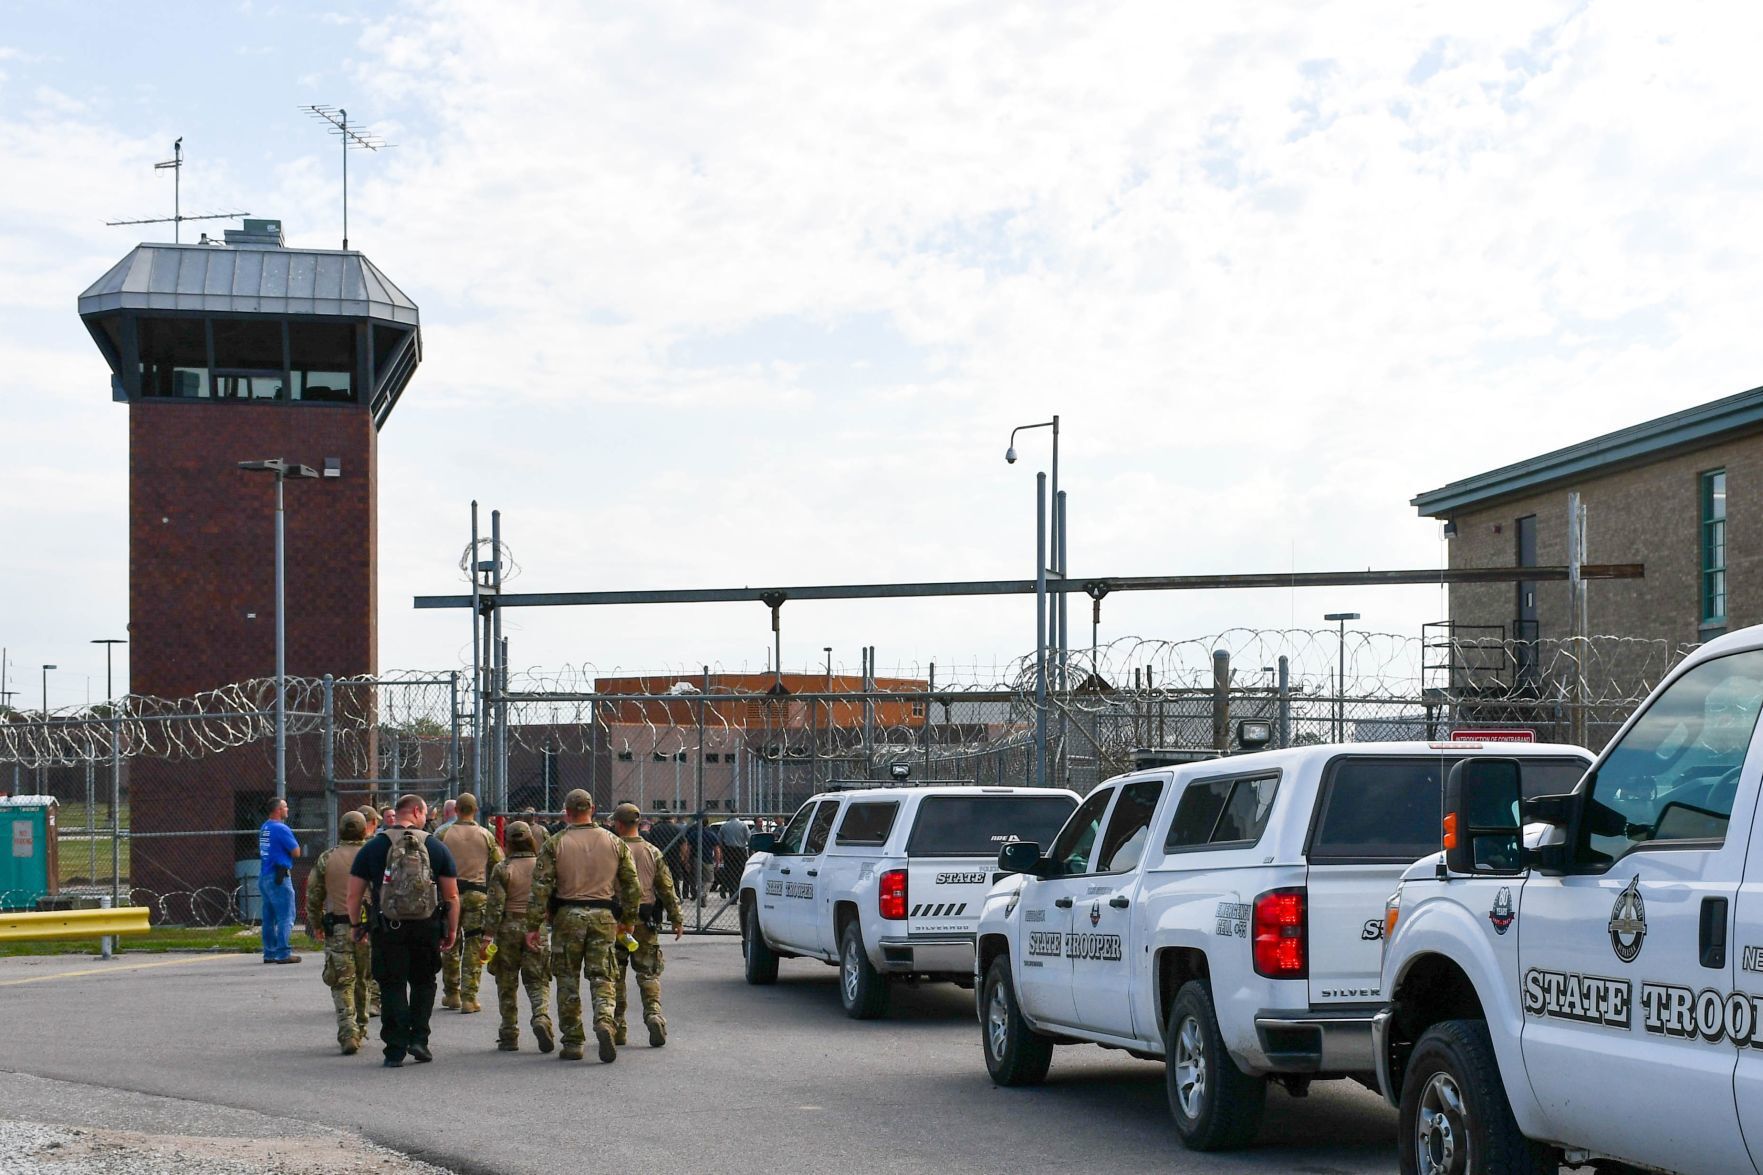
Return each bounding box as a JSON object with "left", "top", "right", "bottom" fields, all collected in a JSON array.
[
  {"left": 1252, "top": 887, "right": 1307, "bottom": 979},
  {"left": 879, "top": 869, "right": 908, "bottom": 920}
]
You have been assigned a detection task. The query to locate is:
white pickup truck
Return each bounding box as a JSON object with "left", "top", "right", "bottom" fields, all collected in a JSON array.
[
  {"left": 974, "top": 741, "right": 1591, "bottom": 1151},
  {"left": 739, "top": 784, "right": 1079, "bottom": 1018},
  {"left": 1378, "top": 626, "right": 1763, "bottom": 1175}
]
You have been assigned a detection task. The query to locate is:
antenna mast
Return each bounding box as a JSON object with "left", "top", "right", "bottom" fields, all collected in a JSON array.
[
  {"left": 105, "top": 138, "right": 249, "bottom": 242},
  {"left": 301, "top": 105, "right": 392, "bottom": 250}
]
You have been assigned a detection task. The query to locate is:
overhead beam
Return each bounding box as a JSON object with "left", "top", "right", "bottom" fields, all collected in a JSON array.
[{"left": 414, "top": 563, "right": 1642, "bottom": 610}]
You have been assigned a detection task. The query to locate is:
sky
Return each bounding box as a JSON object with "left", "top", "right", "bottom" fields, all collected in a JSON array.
[{"left": 4, "top": 1, "right": 1763, "bottom": 707}]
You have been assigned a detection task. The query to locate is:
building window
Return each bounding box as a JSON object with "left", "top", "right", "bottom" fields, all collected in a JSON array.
[
  {"left": 616, "top": 750, "right": 634, "bottom": 762},
  {"left": 705, "top": 753, "right": 720, "bottom": 763},
  {"left": 1703, "top": 469, "right": 1727, "bottom": 627}
]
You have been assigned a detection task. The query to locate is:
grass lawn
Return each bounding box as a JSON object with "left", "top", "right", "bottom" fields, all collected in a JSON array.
[{"left": 0, "top": 925, "right": 264, "bottom": 957}]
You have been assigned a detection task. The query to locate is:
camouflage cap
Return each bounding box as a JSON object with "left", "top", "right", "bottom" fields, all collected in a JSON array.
[
  {"left": 611, "top": 802, "right": 642, "bottom": 825},
  {"left": 506, "top": 820, "right": 535, "bottom": 850},
  {"left": 564, "top": 789, "right": 594, "bottom": 815},
  {"left": 456, "top": 791, "right": 479, "bottom": 817},
  {"left": 340, "top": 810, "right": 367, "bottom": 838}
]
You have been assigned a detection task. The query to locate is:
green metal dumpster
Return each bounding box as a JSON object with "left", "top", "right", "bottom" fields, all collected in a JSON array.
[{"left": 0, "top": 797, "right": 59, "bottom": 911}]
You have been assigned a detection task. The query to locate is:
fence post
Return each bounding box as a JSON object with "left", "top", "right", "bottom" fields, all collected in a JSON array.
[
  {"left": 1212, "top": 650, "right": 1231, "bottom": 754},
  {"left": 322, "top": 675, "right": 336, "bottom": 843},
  {"left": 448, "top": 669, "right": 461, "bottom": 796},
  {"left": 697, "top": 665, "right": 708, "bottom": 933},
  {"left": 109, "top": 705, "right": 122, "bottom": 909},
  {"left": 1277, "top": 656, "right": 1291, "bottom": 748},
  {"left": 924, "top": 663, "right": 934, "bottom": 781}
]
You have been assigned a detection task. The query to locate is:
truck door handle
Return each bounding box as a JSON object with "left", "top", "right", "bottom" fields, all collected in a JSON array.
[
  {"left": 1054, "top": 897, "right": 1073, "bottom": 909},
  {"left": 1109, "top": 896, "right": 1130, "bottom": 909},
  {"left": 806, "top": 869, "right": 818, "bottom": 877},
  {"left": 779, "top": 867, "right": 791, "bottom": 875},
  {"left": 1700, "top": 896, "right": 1729, "bottom": 969}
]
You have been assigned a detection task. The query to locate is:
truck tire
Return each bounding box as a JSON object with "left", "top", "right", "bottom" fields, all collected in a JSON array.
[
  {"left": 981, "top": 955, "right": 1053, "bottom": 1086},
  {"left": 743, "top": 903, "right": 779, "bottom": 986},
  {"left": 1398, "top": 1019, "right": 1552, "bottom": 1175},
  {"left": 1164, "top": 980, "right": 1266, "bottom": 1151},
  {"left": 839, "top": 921, "right": 891, "bottom": 1019}
]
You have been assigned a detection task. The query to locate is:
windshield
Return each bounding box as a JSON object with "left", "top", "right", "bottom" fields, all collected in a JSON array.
[{"left": 904, "top": 794, "right": 1077, "bottom": 857}]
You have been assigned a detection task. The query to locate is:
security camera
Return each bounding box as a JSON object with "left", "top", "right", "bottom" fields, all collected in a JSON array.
[{"left": 1005, "top": 447, "right": 1017, "bottom": 464}]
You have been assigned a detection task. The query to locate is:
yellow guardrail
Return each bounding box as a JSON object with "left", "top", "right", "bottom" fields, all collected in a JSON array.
[{"left": 0, "top": 906, "right": 151, "bottom": 943}]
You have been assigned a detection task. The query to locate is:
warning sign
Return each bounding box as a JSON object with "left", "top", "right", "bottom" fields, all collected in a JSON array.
[
  {"left": 12, "top": 821, "right": 32, "bottom": 858},
  {"left": 1450, "top": 729, "right": 1536, "bottom": 743}
]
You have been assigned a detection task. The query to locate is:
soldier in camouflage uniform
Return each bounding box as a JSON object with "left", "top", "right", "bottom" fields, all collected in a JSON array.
[
  {"left": 479, "top": 820, "right": 554, "bottom": 1052},
  {"left": 307, "top": 810, "right": 373, "bottom": 1054},
  {"left": 610, "top": 803, "right": 684, "bottom": 1048},
  {"left": 525, "top": 790, "right": 641, "bottom": 1063},
  {"left": 438, "top": 792, "right": 502, "bottom": 1013}
]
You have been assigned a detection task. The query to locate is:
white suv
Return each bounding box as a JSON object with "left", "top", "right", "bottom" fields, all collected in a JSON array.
[{"left": 739, "top": 785, "right": 1079, "bottom": 1018}]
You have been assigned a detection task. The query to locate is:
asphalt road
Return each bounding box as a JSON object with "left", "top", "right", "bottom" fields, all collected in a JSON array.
[{"left": 0, "top": 941, "right": 1398, "bottom": 1174}]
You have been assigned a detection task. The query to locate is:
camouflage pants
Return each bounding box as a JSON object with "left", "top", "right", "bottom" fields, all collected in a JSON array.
[
  {"left": 322, "top": 931, "right": 371, "bottom": 1045},
  {"left": 550, "top": 906, "right": 618, "bottom": 1045},
  {"left": 614, "top": 922, "right": 666, "bottom": 1028},
  {"left": 488, "top": 919, "right": 552, "bottom": 1046},
  {"left": 442, "top": 889, "right": 489, "bottom": 1002}
]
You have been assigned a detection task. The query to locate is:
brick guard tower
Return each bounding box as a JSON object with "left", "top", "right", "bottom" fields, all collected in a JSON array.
[{"left": 78, "top": 219, "right": 421, "bottom": 910}]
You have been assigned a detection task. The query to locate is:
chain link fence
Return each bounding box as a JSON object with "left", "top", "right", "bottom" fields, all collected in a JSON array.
[{"left": 0, "top": 628, "right": 1692, "bottom": 930}]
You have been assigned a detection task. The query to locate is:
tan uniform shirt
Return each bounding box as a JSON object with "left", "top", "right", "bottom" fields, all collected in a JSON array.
[{"left": 441, "top": 819, "right": 498, "bottom": 885}]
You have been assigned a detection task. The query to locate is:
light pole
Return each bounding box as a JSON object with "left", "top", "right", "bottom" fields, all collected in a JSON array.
[
  {"left": 91, "top": 639, "right": 125, "bottom": 897},
  {"left": 39, "top": 664, "right": 57, "bottom": 793},
  {"left": 1323, "top": 613, "right": 1360, "bottom": 743},
  {"left": 239, "top": 459, "right": 321, "bottom": 800},
  {"left": 1007, "top": 415, "right": 1062, "bottom": 787},
  {"left": 823, "top": 647, "right": 832, "bottom": 788}
]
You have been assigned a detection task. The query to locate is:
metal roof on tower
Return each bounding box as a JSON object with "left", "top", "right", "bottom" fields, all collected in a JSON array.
[{"left": 78, "top": 241, "right": 418, "bottom": 326}]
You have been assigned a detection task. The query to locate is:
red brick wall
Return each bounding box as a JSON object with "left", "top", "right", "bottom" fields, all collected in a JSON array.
[
  {"left": 128, "top": 400, "right": 378, "bottom": 698},
  {"left": 126, "top": 400, "right": 377, "bottom": 907}
]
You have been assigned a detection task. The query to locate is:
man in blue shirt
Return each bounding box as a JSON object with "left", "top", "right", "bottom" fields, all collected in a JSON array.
[{"left": 258, "top": 797, "right": 302, "bottom": 964}]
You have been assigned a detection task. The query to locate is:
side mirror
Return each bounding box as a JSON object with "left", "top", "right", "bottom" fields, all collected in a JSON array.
[
  {"left": 1443, "top": 758, "right": 1525, "bottom": 876},
  {"left": 997, "top": 841, "right": 1044, "bottom": 876},
  {"left": 749, "top": 832, "right": 776, "bottom": 854}
]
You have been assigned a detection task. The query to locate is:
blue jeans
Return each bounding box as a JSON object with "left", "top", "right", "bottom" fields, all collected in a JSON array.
[{"left": 261, "top": 872, "right": 295, "bottom": 961}]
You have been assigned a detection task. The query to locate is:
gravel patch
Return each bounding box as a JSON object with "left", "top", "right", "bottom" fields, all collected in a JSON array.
[{"left": 0, "top": 1119, "right": 447, "bottom": 1174}]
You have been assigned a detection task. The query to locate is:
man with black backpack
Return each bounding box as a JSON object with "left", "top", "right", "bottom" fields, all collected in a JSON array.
[{"left": 345, "top": 794, "right": 460, "bottom": 1068}]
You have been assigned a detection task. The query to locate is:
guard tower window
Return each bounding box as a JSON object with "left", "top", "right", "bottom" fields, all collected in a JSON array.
[
  {"left": 138, "top": 317, "right": 210, "bottom": 398},
  {"left": 211, "top": 318, "right": 286, "bottom": 400},
  {"left": 290, "top": 320, "right": 358, "bottom": 403}
]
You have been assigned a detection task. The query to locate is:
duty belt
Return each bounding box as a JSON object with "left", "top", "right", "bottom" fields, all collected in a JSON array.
[
  {"left": 458, "top": 879, "right": 488, "bottom": 893},
  {"left": 553, "top": 898, "right": 619, "bottom": 911},
  {"left": 321, "top": 913, "right": 358, "bottom": 930}
]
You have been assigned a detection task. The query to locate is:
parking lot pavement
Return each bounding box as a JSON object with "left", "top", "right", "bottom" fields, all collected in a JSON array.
[{"left": 0, "top": 939, "right": 1397, "bottom": 1174}]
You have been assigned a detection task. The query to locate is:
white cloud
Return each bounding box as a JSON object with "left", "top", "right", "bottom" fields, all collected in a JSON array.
[{"left": 6, "top": 1, "right": 1763, "bottom": 697}]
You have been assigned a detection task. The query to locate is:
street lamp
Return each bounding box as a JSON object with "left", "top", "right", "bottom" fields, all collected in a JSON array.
[
  {"left": 38, "top": 664, "right": 57, "bottom": 794},
  {"left": 40, "top": 664, "right": 56, "bottom": 716},
  {"left": 1323, "top": 613, "right": 1361, "bottom": 743},
  {"left": 1007, "top": 416, "right": 1062, "bottom": 788},
  {"left": 239, "top": 459, "right": 321, "bottom": 800},
  {"left": 91, "top": 639, "right": 125, "bottom": 906}
]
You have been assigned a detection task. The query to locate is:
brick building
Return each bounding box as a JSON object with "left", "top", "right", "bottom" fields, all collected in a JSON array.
[
  {"left": 78, "top": 220, "right": 421, "bottom": 903},
  {"left": 1412, "top": 386, "right": 1763, "bottom": 650}
]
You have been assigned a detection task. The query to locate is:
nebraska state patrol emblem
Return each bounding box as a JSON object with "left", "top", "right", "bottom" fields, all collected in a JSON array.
[{"left": 1608, "top": 876, "right": 1646, "bottom": 963}]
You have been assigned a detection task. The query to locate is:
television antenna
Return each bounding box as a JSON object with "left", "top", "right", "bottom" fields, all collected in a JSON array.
[
  {"left": 301, "top": 105, "right": 393, "bottom": 250},
  {"left": 104, "top": 138, "right": 250, "bottom": 243}
]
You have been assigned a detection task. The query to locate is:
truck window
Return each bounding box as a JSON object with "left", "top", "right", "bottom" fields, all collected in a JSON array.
[
  {"left": 1044, "top": 787, "right": 1113, "bottom": 875},
  {"left": 904, "top": 793, "right": 1078, "bottom": 858},
  {"left": 804, "top": 801, "right": 840, "bottom": 854},
  {"left": 1096, "top": 779, "right": 1164, "bottom": 872},
  {"left": 775, "top": 802, "right": 817, "bottom": 855},
  {"left": 1309, "top": 756, "right": 1593, "bottom": 864},
  {"left": 1576, "top": 648, "right": 1763, "bottom": 866},
  {"left": 1164, "top": 774, "right": 1279, "bottom": 852},
  {"left": 835, "top": 801, "right": 899, "bottom": 846}
]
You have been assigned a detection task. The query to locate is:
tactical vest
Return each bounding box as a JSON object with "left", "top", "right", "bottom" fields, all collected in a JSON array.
[
  {"left": 323, "top": 842, "right": 364, "bottom": 916},
  {"left": 501, "top": 855, "right": 537, "bottom": 919},
  {"left": 553, "top": 824, "right": 622, "bottom": 901},
  {"left": 625, "top": 836, "right": 659, "bottom": 905},
  {"left": 443, "top": 820, "right": 493, "bottom": 884}
]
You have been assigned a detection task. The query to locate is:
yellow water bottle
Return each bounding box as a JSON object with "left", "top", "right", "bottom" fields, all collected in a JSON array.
[
  {"left": 617, "top": 931, "right": 639, "bottom": 954},
  {"left": 481, "top": 939, "right": 497, "bottom": 964}
]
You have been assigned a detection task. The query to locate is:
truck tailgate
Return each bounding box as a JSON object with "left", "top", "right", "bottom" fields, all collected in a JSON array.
[
  {"left": 904, "top": 858, "right": 994, "bottom": 936},
  {"left": 1304, "top": 863, "right": 1402, "bottom": 1006}
]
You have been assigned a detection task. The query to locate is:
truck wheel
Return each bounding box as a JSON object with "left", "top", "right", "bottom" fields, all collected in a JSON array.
[
  {"left": 839, "top": 921, "right": 891, "bottom": 1019},
  {"left": 981, "top": 955, "right": 1052, "bottom": 1086},
  {"left": 1398, "top": 1019, "right": 1551, "bottom": 1175},
  {"left": 1164, "top": 981, "right": 1266, "bottom": 1151},
  {"left": 742, "top": 903, "right": 778, "bottom": 986}
]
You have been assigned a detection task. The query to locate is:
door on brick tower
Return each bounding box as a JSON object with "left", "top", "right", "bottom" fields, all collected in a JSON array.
[{"left": 1515, "top": 513, "right": 1538, "bottom": 687}]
